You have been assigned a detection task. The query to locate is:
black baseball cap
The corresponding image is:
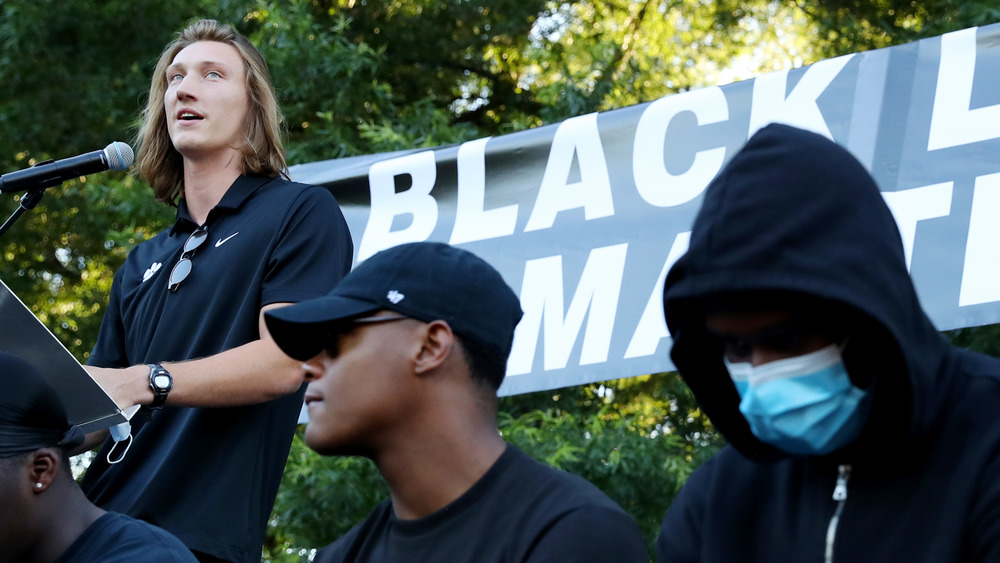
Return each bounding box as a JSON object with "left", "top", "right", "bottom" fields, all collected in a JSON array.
[
  {"left": 0, "top": 351, "right": 84, "bottom": 457},
  {"left": 265, "top": 242, "right": 524, "bottom": 362}
]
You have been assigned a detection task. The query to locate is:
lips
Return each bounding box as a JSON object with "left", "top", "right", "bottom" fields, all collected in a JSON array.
[
  {"left": 176, "top": 108, "right": 204, "bottom": 121},
  {"left": 304, "top": 393, "right": 323, "bottom": 407}
]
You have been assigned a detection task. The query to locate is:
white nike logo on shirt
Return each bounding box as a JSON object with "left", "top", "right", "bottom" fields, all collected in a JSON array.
[{"left": 215, "top": 232, "right": 239, "bottom": 247}]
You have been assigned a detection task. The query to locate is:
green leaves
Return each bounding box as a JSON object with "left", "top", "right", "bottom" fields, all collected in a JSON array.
[{"left": 265, "top": 433, "right": 389, "bottom": 560}]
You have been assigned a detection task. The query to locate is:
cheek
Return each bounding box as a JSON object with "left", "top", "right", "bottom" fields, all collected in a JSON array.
[
  {"left": 226, "top": 92, "right": 251, "bottom": 121},
  {"left": 163, "top": 85, "right": 178, "bottom": 108}
]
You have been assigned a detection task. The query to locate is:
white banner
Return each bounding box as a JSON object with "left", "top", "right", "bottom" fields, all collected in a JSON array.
[{"left": 290, "top": 24, "right": 1000, "bottom": 395}]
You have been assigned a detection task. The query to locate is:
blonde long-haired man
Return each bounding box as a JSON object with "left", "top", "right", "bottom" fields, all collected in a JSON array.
[{"left": 79, "top": 19, "right": 353, "bottom": 563}]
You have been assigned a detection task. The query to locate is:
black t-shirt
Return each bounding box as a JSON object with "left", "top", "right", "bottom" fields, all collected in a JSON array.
[
  {"left": 315, "top": 445, "right": 648, "bottom": 563},
  {"left": 81, "top": 175, "right": 353, "bottom": 562},
  {"left": 54, "top": 512, "right": 197, "bottom": 563}
]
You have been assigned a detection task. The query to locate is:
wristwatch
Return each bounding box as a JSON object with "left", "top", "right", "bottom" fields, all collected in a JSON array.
[{"left": 147, "top": 363, "right": 173, "bottom": 409}]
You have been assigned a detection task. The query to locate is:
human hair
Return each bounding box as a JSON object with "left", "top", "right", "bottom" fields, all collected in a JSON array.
[
  {"left": 457, "top": 335, "right": 509, "bottom": 392},
  {"left": 0, "top": 452, "right": 28, "bottom": 476},
  {"left": 136, "top": 19, "right": 288, "bottom": 203},
  {"left": 0, "top": 449, "right": 73, "bottom": 482}
]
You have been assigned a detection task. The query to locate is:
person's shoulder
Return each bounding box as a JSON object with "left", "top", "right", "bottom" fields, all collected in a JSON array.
[
  {"left": 312, "top": 501, "right": 393, "bottom": 563},
  {"left": 530, "top": 505, "right": 649, "bottom": 563},
  {"left": 59, "top": 512, "right": 197, "bottom": 563},
  {"left": 493, "top": 445, "right": 639, "bottom": 529},
  {"left": 103, "top": 513, "right": 198, "bottom": 560},
  {"left": 252, "top": 176, "right": 342, "bottom": 216},
  {"left": 260, "top": 175, "right": 334, "bottom": 198},
  {"left": 953, "top": 347, "right": 1000, "bottom": 386},
  {"left": 925, "top": 348, "right": 1000, "bottom": 448},
  {"left": 498, "top": 448, "right": 647, "bottom": 561},
  {"left": 507, "top": 446, "right": 620, "bottom": 503}
]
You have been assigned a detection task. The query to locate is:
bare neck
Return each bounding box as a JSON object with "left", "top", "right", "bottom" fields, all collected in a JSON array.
[
  {"left": 28, "top": 482, "right": 105, "bottom": 563},
  {"left": 376, "top": 413, "right": 507, "bottom": 521},
  {"left": 181, "top": 153, "right": 243, "bottom": 225}
]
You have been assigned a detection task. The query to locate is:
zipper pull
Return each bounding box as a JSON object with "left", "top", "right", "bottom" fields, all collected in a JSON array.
[{"left": 832, "top": 464, "right": 851, "bottom": 501}]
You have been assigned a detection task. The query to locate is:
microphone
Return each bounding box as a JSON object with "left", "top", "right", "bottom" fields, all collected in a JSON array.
[{"left": 0, "top": 142, "right": 135, "bottom": 194}]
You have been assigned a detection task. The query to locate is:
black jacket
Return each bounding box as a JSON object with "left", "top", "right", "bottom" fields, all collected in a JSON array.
[{"left": 657, "top": 124, "right": 1000, "bottom": 562}]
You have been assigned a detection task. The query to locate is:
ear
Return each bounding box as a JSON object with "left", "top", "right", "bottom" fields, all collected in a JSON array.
[
  {"left": 28, "top": 448, "right": 60, "bottom": 493},
  {"left": 414, "top": 320, "right": 455, "bottom": 375}
]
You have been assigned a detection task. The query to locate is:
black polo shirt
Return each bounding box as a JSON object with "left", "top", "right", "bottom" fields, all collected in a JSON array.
[{"left": 82, "top": 174, "right": 353, "bottom": 563}]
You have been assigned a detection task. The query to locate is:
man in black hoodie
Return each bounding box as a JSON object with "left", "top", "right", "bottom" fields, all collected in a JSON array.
[{"left": 657, "top": 123, "right": 1000, "bottom": 562}]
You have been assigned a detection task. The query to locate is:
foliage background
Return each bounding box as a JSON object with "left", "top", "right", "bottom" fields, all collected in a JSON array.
[{"left": 1, "top": 0, "right": 997, "bottom": 560}]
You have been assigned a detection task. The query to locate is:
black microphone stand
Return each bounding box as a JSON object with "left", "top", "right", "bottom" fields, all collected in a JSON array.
[{"left": 0, "top": 159, "right": 60, "bottom": 241}]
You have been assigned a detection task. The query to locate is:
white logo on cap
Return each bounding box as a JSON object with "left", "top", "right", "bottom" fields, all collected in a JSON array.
[{"left": 387, "top": 290, "right": 405, "bottom": 304}]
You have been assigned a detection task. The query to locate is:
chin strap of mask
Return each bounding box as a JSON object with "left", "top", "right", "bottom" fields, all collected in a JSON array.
[{"left": 106, "top": 404, "right": 142, "bottom": 465}]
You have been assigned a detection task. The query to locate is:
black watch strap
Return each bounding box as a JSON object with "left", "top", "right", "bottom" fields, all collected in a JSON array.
[{"left": 147, "top": 363, "right": 173, "bottom": 409}]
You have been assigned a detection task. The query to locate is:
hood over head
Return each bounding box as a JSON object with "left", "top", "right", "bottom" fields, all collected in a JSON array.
[{"left": 662, "top": 123, "right": 951, "bottom": 461}]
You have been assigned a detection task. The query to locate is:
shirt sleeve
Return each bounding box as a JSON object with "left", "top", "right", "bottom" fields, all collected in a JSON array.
[
  {"left": 87, "top": 267, "right": 130, "bottom": 368},
  {"left": 525, "top": 506, "right": 650, "bottom": 563},
  {"left": 261, "top": 186, "right": 354, "bottom": 306}
]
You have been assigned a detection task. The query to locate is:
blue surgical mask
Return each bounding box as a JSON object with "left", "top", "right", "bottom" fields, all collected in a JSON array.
[{"left": 724, "top": 344, "right": 869, "bottom": 455}]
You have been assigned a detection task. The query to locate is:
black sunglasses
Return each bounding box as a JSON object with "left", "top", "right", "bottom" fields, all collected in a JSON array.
[
  {"left": 322, "top": 314, "right": 410, "bottom": 357},
  {"left": 168, "top": 225, "right": 208, "bottom": 292},
  {"left": 711, "top": 320, "right": 817, "bottom": 363}
]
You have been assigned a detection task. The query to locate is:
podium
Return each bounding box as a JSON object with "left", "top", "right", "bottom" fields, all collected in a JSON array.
[{"left": 0, "top": 278, "right": 126, "bottom": 433}]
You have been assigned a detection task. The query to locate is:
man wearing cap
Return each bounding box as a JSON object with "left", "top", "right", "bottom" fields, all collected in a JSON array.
[
  {"left": 264, "top": 241, "right": 648, "bottom": 562},
  {"left": 0, "top": 351, "right": 196, "bottom": 562},
  {"left": 656, "top": 124, "right": 1000, "bottom": 562}
]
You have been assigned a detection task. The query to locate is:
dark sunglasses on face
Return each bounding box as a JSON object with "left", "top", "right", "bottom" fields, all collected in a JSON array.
[
  {"left": 321, "top": 314, "right": 411, "bottom": 357},
  {"left": 168, "top": 225, "right": 208, "bottom": 292},
  {"left": 711, "top": 319, "right": 820, "bottom": 363}
]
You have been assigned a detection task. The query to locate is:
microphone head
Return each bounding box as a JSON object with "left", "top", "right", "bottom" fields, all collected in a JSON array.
[{"left": 103, "top": 142, "right": 135, "bottom": 171}]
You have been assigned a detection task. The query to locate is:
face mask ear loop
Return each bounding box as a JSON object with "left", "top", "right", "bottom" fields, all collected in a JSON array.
[
  {"left": 106, "top": 420, "right": 134, "bottom": 464},
  {"left": 107, "top": 434, "right": 133, "bottom": 464}
]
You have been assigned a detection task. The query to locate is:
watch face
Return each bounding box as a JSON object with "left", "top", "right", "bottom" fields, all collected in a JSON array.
[{"left": 153, "top": 374, "right": 171, "bottom": 389}]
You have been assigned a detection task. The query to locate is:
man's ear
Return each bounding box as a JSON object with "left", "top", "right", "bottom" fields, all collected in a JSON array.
[
  {"left": 28, "top": 448, "right": 60, "bottom": 493},
  {"left": 414, "top": 320, "right": 455, "bottom": 375}
]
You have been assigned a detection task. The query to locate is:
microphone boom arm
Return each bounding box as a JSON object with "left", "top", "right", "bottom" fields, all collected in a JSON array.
[
  {"left": 0, "top": 186, "right": 47, "bottom": 240},
  {"left": 0, "top": 142, "right": 134, "bottom": 241}
]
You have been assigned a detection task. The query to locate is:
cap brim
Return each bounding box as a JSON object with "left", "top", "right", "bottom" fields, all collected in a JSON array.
[{"left": 265, "top": 295, "right": 379, "bottom": 361}]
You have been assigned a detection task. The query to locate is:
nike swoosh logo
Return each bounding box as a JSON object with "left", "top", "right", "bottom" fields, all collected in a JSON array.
[{"left": 215, "top": 232, "right": 239, "bottom": 247}]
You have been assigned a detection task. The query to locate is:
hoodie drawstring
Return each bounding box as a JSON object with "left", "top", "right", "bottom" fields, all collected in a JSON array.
[{"left": 824, "top": 464, "right": 851, "bottom": 563}]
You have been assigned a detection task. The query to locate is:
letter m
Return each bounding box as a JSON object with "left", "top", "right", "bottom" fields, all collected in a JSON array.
[{"left": 507, "top": 244, "right": 628, "bottom": 376}]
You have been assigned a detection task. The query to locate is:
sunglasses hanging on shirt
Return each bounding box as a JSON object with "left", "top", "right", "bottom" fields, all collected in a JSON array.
[{"left": 168, "top": 225, "right": 208, "bottom": 292}]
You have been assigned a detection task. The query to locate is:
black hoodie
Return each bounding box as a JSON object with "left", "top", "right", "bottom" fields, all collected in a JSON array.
[{"left": 657, "top": 124, "right": 1000, "bottom": 562}]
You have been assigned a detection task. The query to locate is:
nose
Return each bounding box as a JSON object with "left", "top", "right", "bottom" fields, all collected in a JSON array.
[
  {"left": 300, "top": 355, "right": 326, "bottom": 381},
  {"left": 748, "top": 345, "right": 793, "bottom": 367},
  {"left": 173, "top": 75, "right": 196, "bottom": 101}
]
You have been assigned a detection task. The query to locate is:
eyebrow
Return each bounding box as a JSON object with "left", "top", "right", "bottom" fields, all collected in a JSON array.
[{"left": 166, "top": 60, "right": 234, "bottom": 74}]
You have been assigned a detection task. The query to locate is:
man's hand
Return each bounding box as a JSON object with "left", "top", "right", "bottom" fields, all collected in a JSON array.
[{"left": 86, "top": 364, "right": 153, "bottom": 410}]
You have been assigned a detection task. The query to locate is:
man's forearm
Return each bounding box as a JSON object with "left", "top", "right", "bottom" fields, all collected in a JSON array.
[
  {"left": 86, "top": 302, "right": 305, "bottom": 409},
  {"left": 87, "top": 338, "right": 305, "bottom": 409}
]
